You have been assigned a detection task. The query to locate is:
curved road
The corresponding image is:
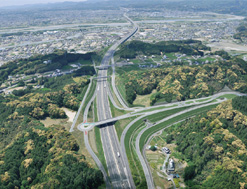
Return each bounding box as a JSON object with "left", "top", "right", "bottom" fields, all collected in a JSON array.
[
  {"left": 84, "top": 132, "right": 111, "bottom": 188},
  {"left": 70, "top": 77, "right": 93, "bottom": 132},
  {"left": 78, "top": 91, "right": 244, "bottom": 131},
  {"left": 134, "top": 98, "right": 230, "bottom": 188}
]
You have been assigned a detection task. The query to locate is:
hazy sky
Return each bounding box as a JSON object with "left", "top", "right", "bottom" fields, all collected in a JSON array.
[{"left": 0, "top": 0, "right": 87, "bottom": 8}]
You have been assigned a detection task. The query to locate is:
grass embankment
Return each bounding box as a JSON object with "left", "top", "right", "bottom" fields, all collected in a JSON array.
[
  {"left": 185, "top": 101, "right": 194, "bottom": 104},
  {"left": 94, "top": 127, "right": 108, "bottom": 173},
  {"left": 218, "top": 94, "right": 237, "bottom": 99},
  {"left": 135, "top": 104, "right": 178, "bottom": 114},
  {"left": 195, "top": 97, "right": 211, "bottom": 102},
  {"left": 116, "top": 76, "right": 127, "bottom": 103},
  {"left": 108, "top": 78, "right": 123, "bottom": 108},
  {"left": 139, "top": 104, "right": 219, "bottom": 149},
  {"left": 109, "top": 96, "right": 129, "bottom": 117},
  {"left": 124, "top": 106, "right": 190, "bottom": 188},
  {"left": 94, "top": 97, "right": 98, "bottom": 122},
  {"left": 115, "top": 117, "right": 138, "bottom": 141}
]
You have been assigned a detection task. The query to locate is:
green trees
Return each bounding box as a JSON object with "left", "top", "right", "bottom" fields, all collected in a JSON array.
[
  {"left": 163, "top": 101, "right": 247, "bottom": 188},
  {"left": 18, "top": 80, "right": 25, "bottom": 87},
  {"left": 0, "top": 50, "right": 95, "bottom": 84},
  {"left": 234, "top": 22, "right": 247, "bottom": 40},
  {"left": 0, "top": 128, "right": 104, "bottom": 189},
  {"left": 118, "top": 49, "right": 247, "bottom": 105},
  {"left": 125, "top": 83, "right": 136, "bottom": 104},
  {"left": 202, "top": 169, "right": 241, "bottom": 189},
  {"left": 166, "top": 134, "right": 173, "bottom": 144},
  {"left": 116, "top": 40, "right": 206, "bottom": 59},
  {"left": 184, "top": 165, "right": 196, "bottom": 181},
  {"left": 232, "top": 96, "right": 247, "bottom": 114},
  {"left": 150, "top": 146, "right": 157, "bottom": 151},
  {"left": 13, "top": 86, "right": 33, "bottom": 96},
  {"left": 73, "top": 66, "right": 95, "bottom": 76}
]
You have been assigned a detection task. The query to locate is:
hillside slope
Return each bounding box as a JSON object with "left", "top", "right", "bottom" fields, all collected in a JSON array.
[{"left": 165, "top": 97, "right": 247, "bottom": 188}]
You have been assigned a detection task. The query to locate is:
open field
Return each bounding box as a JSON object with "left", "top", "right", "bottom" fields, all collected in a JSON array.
[
  {"left": 40, "top": 117, "right": 67, "bottom": 127},
  {"left": 62, "top": 107, "right": 76, "bottom": 122},
  {"left": 133, "top": 90, "right": 157, "bottom": 107},
  {"left": 207, "top": 40, "right": 247, "bottom": 52}
]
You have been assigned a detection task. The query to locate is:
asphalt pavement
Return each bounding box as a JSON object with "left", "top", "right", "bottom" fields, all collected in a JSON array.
[{"left": 92, "top": 14, "right": 138, "bottom": 188}]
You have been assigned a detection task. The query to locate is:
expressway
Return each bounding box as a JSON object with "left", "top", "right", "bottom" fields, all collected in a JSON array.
[
  {"left": 70, "top": 13, "right": 138, "bottom": 188},
  {"left": 97, "top": 71, "right": 132, "bottom": 188},
  {"left": 94, "top": 14, "right": 138, "bottom": 188}
]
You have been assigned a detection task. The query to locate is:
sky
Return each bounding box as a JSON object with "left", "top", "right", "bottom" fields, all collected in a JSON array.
[{"left": 0, "top": 0, "right": 87, "bottom": 8}]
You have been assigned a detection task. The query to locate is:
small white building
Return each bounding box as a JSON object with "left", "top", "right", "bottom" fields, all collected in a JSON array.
[{"left": 168, "top": 158, "right": 175, "bottom": 173}]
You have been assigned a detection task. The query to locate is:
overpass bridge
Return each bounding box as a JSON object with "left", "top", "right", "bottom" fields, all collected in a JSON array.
[
  {"left": 77, "top": 91, "right": 246, "bottom": 132},
  {"left": 93, "top": 76, "right": 110, "bottom": 80},
  {"left": 95, "top": 65, "right": 111, "bottom": 70}
]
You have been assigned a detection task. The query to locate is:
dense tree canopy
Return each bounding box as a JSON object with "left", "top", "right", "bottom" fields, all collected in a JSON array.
[
  {"left": 165, "top": 100, "right": 247, "bottom": 188},
  {"left": 116, "top": 40, "right": 208, "bottom": 59},
  {"left": 0, "top": 127, "right": 104, "bottom": 189}
]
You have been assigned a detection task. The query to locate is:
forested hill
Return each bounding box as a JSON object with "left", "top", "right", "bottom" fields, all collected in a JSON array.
[
  {"left": 165, "top": 96, "right": 247, "bottom": 188},
  {"left": 0, "top": 125, "right": 104, "bottom": 189},
  {"left": 0, "top": 69, "right": 104, "bottom": 188},
  {"left": 116, "top": 40, "right": 209, "bottom": 59},
  {"left": 121, "top": 56, "right": 247, "bottom": 105},
  {"left": 0, "top": 49, "right": 97, "bottom": 85}
]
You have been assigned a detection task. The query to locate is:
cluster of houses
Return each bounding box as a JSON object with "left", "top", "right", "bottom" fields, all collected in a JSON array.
[{"left": 138, "top": 63, "right": 161, "bottom": 68}]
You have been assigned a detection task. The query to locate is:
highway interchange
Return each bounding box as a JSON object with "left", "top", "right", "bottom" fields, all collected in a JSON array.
[{"left": 71, "top": 14, "right": 246, "bottom": 189}]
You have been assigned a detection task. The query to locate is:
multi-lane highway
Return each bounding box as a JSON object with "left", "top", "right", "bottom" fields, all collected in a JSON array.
[
  {"left": 95, "top": 14, "right": 138, "bottom": 188},
  {"left": 97, "top": 71, "right": 132, "bottom": 188}
]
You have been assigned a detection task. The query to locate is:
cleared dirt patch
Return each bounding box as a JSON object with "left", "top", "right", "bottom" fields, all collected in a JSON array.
[
  {"left": 62, "top": 107, "right": 76, "bottom": 122},
  {"left": 207, "top": 40, "right": 247, "bottom": 52}
]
